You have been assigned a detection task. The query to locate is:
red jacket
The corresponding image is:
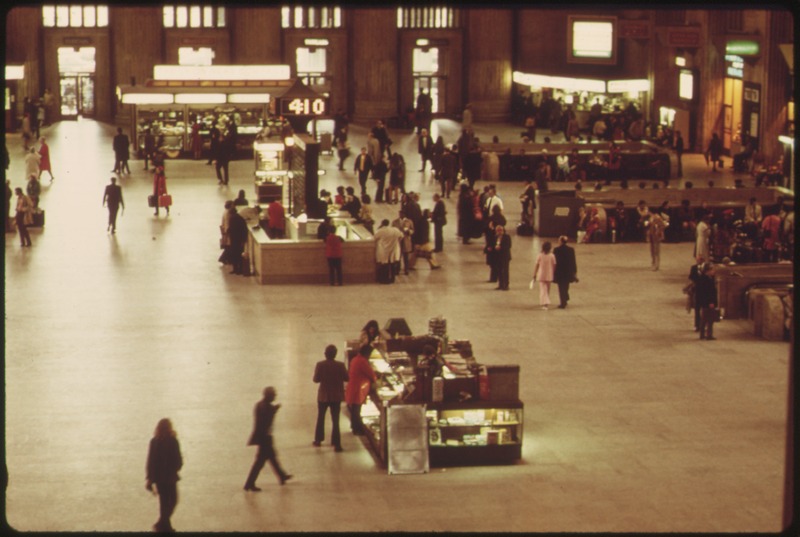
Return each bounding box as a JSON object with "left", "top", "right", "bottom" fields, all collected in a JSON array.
[
  {"left": 153, "top": 170, "right": 168, "bottom": 196},
  {"left": 267, "top": 201, "right": 285, "bottom": 231},
  {"left": 325, "top": 233, "right": 344, "bottom": 258},
  {"left": 344, "top": 353, "right": 376, "bottom": 405}
]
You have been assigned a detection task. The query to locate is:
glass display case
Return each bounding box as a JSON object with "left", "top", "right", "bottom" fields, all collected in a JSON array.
[
  {"left": 253, "top": 141, "right": 287, "bottom": 204},
  {"left": 136, "top": 106, "right": 187, "bottom": 157}
]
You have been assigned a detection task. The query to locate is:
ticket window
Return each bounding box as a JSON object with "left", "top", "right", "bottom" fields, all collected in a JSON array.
[{"left": 413, "top": 46, "right": 445, "bottom": 114}]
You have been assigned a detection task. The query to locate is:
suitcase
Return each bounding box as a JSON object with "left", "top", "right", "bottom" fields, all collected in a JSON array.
[
  {"left": 148, "top": 195, "right": 157, "bottom": 208},
  {"left": 30, "top": 210, "right": 45, "bottom": 227},
  {"left": 376, "top": 263, "right": 394, "bottom": 284},
  {"left": 159, "top": 194, "right": 173, "bottom": 207},
  {"left": 516, "top": 221, "right": 534, "bottom": 236}
]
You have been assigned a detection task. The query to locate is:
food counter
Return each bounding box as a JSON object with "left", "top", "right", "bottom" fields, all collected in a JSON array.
[{"left": 345, "top": 321, "right": 523, "bottom": 472}]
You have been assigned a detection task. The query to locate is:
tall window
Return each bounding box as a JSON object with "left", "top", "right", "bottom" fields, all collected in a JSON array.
[
  {"left": 281, "top": 6, "right": 342, "bottom": 28},
  {"left": 42, "top": 5, "right": 108, "bottom": 27},
  {"left": 397, "top": 7, "right": 461, "bottom": 29},
  {"left": 163, "top": 5, "right": 225, "bottom": 28}
]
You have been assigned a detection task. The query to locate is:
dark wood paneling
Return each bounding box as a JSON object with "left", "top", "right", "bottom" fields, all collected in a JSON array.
[
  {"left": 350, "top": 9, "right": 398, "bottom": 121},
  {"left": 465, "top": 9, "right": 512, "bottom": 121},
  {"left": 231, "top": 7, "right": 281, "bottom": 64}
]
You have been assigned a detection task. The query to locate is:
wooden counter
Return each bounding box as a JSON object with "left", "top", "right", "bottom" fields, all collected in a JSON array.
[{"left": 247, "top": 217, "right": 376, "bottom": 284}]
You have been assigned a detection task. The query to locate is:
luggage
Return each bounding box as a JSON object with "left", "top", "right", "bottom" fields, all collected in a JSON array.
[
  {"left": 159, "top": 194, "right": 173, "bottom": 207},
  {"left": 376, "top": 262, "right": 394, "bottom": 284},
  {"left": 148, "top": 195, "right": 157, "bottom": 208},
  {"left": 30, "top": 210, "right": 45, "bottom": 227},
  {"left": 361, "top": 193, "right": 371, "bottom": 204},
  {"left": 516, "top": 221, "right": 534, "bottom": 236}
]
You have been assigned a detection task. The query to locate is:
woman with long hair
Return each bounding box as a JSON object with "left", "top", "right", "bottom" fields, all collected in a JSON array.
[{"left": 146, "top": 418, "right": 183, "bottom": 533}]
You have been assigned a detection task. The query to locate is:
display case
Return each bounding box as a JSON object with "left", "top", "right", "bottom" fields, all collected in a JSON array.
[
  {"left": 346, "top": 328, "right": 523, "bottom": 470},
  {"left": 253, "top": 141, "right": 287, "bottom": 204},
  {"left": 136, "top": 106, "right": 187, "bottom": 158}
]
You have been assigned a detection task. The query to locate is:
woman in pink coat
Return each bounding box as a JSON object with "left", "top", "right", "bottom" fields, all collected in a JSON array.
[
  {"left": 37, "top": 137, "right": 54, "bottom": 181},
  {"left": 153, "top": 166, "right": 169, "bottom": 217},
  {"left": 344, "top": 344, "right": 377, "bottom": 435},
  {"left": 532, "top": 241, "right": 557, "bottom": 310}
]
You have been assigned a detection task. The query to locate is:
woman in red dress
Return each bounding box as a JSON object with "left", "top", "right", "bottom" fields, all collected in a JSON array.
[{"left": 38, "top": 137, "right": 54, "bottom": 182}]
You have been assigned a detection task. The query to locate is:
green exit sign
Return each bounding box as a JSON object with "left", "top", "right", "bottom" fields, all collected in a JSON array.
[{"left": 726, "top": 40, "right": 760, "bottom": 56}]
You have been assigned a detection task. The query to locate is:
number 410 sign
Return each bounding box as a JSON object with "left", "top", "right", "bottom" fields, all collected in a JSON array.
[{"left": 282, "top": 97, "right": 327, "bottom": 116}]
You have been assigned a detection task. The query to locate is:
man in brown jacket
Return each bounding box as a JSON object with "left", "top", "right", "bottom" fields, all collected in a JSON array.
[{"left": 313, "top": 344, "right": 349, "bottom": 451}]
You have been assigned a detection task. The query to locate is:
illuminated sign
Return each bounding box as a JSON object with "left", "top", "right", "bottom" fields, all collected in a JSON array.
[
  {"left": 512, "top": 71, "right": 605, "bottom": 93},
  {"left": 280, "top": 97, "right": 327, "bottom": 116},
  {"left": 121, "top": 93, "right": 174, "bottom": 104},
  {"left": 153, "top": 65, "right": 291, "bottom": 81},
  {"left": 174, "top": 93, "right": 226, "bottom": 104},
  {"left": 304, "top": 38, "right": 329, "bottom": 47},
  {"left": 725, "top": 54, "right": 744, "bottom": 79},
  {"left": 607, "top": 79, "right": 650, "bottom": 93},
  {"left": 675, "top": 56, "right": 686, "bottom": 67},
  {"left": 228, "top": 93, "right": 270, "bottom": 104},
  {"left": 667, "top": 27, "right": 701, "bottom": 47},
  {"left": 726, "top": 40, "right": 760, "bottom": 56},
  {"left": 571, "top": 20, "right": 614, "bottom": 58}
]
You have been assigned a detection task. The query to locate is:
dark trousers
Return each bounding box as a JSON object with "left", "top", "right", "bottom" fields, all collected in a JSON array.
[
  {"left": 107, "top": 204, "right": 120, "bottom": 230},
  {"left": 244, "top": 438, "right": 288, "bottom": 487},
  {"left": 375, "top": 177, "right": 385, "bottom": 202},
  {"left": 229, "top": 244, "right": 244, "bottom": 274},
  {"left": 327, "top": 257, "right": 343, "bottom": 285},
  {"left": 155, "top": 480, "right": 178, "bottom": 532},
  {"left": 497, "top": 259, "right": 510, "bottom": 290},
  {"left": 114, "top": 156, "right": 130, "bottom": 174},
  {"left": 357, "top": 171, "right": 369, "bottom": 195},
  {"left": 699, "top": 307, "right": 716, "bottom": 339},
  {"left": 434, "top": 223, "right": 444, "bottom": 252},
  {"left": 557, "top": 281, "right": 571, "bottom": 307},
  {"left": 315, "top": 401, "right": 342, "bottom": 447},
  {"left": 348, "top": 403, "right": 365, "bottom": 434},
  {"left": 216, "top": 160, "right": 229, "bottom": 184},
  {"left": 693, "top": 306, "right": 701, "bottom": 330},
  {"left": 16, "top": 213, "right": 31, "bottom": 246}
]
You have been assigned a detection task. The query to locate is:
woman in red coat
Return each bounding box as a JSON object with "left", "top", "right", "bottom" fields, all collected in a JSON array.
[
  {"left": 153, "top": 166, "right": 170, "bottom": 217},
  {"left": 345, "top": 344, "right": 377, "bottom": 435},
  {"left": 37, "top": 137, "right": 54, "bottom": 182}
]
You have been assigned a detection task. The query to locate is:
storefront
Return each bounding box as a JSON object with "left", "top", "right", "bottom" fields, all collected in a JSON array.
[
  {"left": 512, "top": 71, "right": 651, "bottom": 131},
  {"left": 116, "top": 65, "right": 300, "bottom": 158}
]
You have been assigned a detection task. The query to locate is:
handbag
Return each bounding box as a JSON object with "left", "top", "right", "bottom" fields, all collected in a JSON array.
[
  {"left": 158, "top": 194, "right": 173, "bottom": 207},
  {"left": 147, "top": 195, "right": 157, "bottom": 208}
]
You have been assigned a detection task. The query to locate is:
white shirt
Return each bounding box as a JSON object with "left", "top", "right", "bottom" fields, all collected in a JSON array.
[{"left": 485, "top": 195, "right": 504, "bottom": 214}]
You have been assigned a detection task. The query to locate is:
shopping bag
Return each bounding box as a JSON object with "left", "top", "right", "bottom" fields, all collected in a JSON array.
[
  {"left": 158, "top": 194, "right": 173, "bottom": 207},
  {"left": 147, "top": 195, "right": 157, "bottom": 208}
]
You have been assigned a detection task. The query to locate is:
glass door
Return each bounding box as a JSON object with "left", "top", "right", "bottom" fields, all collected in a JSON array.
[
  {"left": 60, "top": 76, "right": 79, "bottom": 117},
  {"left": 58, "top": 46, "right": 96, "bottom": 119},
  {"left": 78, "top": 74, "right": 95, "bottom": 116},
  {"left": 412, "top": 47, "right": 445, "bottom": 114}
]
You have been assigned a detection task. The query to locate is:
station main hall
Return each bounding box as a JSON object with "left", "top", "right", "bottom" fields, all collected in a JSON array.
[{"left": 4, "top": 4, "right": 796, "bottom": 534}]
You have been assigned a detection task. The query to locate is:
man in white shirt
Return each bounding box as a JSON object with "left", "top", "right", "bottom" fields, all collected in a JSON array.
[{"left": 484, "top": 184, "right": 504, "bottom": 216}]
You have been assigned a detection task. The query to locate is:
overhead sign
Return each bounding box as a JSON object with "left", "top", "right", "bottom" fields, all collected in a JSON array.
[
  {"left": 726, "top": 40, "right": 760, "bottom": 56},
  {"left": 666, "top": 27, "right": 701, "bottom": 48},
  {"left": 281, "top": 97, "right": 327, "bottom": 116}
]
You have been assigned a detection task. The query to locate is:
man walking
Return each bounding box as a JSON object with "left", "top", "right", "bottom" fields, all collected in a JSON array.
[
  {"left": 112, "top": 128, "right": 131, "bottom": 174},
  {"left": 353, "top": 147, "right": 373, "bottom": 197},
  {"left": 102, "top": 176, "right": 124, "bottom": 233},
  {"left": 553, "top": 235, "right": 578, "bottom": 308},
  {"left": 244, "top": 387, "right": 293, "bottom": 491},
  {"left": 312, "top": 344, "right": 349, "bottom": 451},
  {"left": 418, "top": 128, "right": 434, "bottom": 172}
]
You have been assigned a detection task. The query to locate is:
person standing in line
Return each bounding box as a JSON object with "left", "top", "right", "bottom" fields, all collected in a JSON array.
[
  {"left": 674, "top": 130, "right": 684, "bottom": 178},
  {"left": 226, "top": 205, "right": 248, "bottom": 275},
  {"left": 488, "top": 225, "right": 512, "bottom": 290},
  {"left": 244, "top": 387, "right": 293, "bottom": 490},
  {"left": 345, "top": 344, "right": 377, "bottom": 435},
  {"left": 372, "top": 155, "right": 388, "bottom": 204},
  {"left": 24, "top": 147, "right": 41, "bottom": 183},
  {"left": 152, "top": 166, "right": 169, "bottom": 217},
  {"left": 324, "top": 226, "right": 344, "bottom": 286},
  {"left": 354, "top": 147, "right": 374, "bottom": 197},
  {"left": 375, "top": 218, "right": 403, "bottom": 280},
  {"left": 695, "top": 263, "right": 719, "bottom": 340},
  {"left": 431, "top": 193, "right": 447, "bottom": 253},
  {"left": 532, "top": 241, "right": 556, "bottom": 310},
  {"left": 145, "top": 418, "right": 183, "bottom": 533},
  {"left": 37, "top": 137, "right": 54, "bottom": 182},
  {"left": 216, "top": 132, "right": 234, "bottom": 185},
  {"left": 647, "top": 211, "right": 667, "bottom": 271},
  {"left": 103, "top": 177, "right": 124, "bottom": 234},
  {"left": 312, "top": 344, "right": 349, "bottom": 451},
  {"left": 14, "top": 188, "right": 33, "bottom": 247},
  {"left": 553, "top": 235, "right": 577, "bottom": 309},
  {"left": 112, "top": 128, "right": 131, "bottom": 174},
  {"left": 418, "top": 128, "right": 434, "bottom": 172}
]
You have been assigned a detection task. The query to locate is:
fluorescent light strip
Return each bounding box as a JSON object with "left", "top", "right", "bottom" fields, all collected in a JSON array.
[
  {"left": 607, "top": 79, "right": 650, "bottom": 93},
  {"left": 121, "top": 93, "right": 174, "bottom": 104},
  {"left": 512, "top": 71, "right": 605, "bottom": 93},
  {"left": 6, "top": 65, "right": 25, "bottom": 80},
  {"left": 175, "top": 93, "right": 226, "bottom": 104},
  {"left": 153, "top": 65, "right": 291, "bottom": 81},
  {"left": 228, "top": 94, "right": 270, "bottom": 104}
]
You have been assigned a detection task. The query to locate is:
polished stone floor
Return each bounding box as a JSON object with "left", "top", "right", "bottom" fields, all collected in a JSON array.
[{"left": 4, "top": 117, "right": 791, "bottom": 533}]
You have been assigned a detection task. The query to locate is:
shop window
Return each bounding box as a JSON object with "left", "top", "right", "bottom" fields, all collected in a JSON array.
[
  {"left": 179, "top": 47, "right": 215, "bottom": 66},
  {"left": 281, "top": 6, "right": 342, "bottom": 28},
  {"left": 43, "top": 5, "right": 108, "bottom": 28},
  {"left": 163, "top": 5, "right": 225, "bottom": 28},
  {"left": 398, "top": 7, "right": 461, "bottom": 29}
]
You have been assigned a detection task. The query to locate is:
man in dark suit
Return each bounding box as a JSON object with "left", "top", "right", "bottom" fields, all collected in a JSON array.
[
  {"left": 112, "top": 128, "right": 130, "bottom": 174},
  {"left": 206, "top": 123, "right": 220, "bottom": 165},
  {"left": 102, "top": 176, "right": 124, "bottom": 233},
  {"left": 312, "top": 344, "right": 349, "bottom": 451},
  {"left": 431, "top": 193, "right": 447, "bottom": 252},
  {"left": 226, "top": 206, "right": 248, "bottom": 275},
  {"left": 553, "top": 235, "right": 578, "bottom": 308},
  {"left": 244, "top": 387, "right": 292, "bottom": 491},
  {"left": 215, "top": 132, "right": 234, "bottom": 185},
  {"left": 353, "top": 147, "right": 373, "bottom": 196},
  {"left": 687, "top": 255, "right": 705, "bottom": 331},
  {"left": 490, "top": 225, "right": 512, "bottom": 290},
  {"left": 418, "top": 128, "right": 434, "bottom": 172}
]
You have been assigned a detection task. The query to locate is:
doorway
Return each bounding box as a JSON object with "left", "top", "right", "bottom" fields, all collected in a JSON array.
[
  {"left": 412, "top": 47, "right": 445, "bottom": 114},
  {"left": 58, "top": 46, "right": 96, "bottom": 118},
  {"left": 723, "top": 76, "right": 743, "bottom": 154}
]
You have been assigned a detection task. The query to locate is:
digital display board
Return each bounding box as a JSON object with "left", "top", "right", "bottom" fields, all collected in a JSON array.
[
  {"left": 567, "top": 16, "right": 617, "bottom": 65},
  {"left": 280, "top": 97, "right": 328, "bottom": 116}
]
